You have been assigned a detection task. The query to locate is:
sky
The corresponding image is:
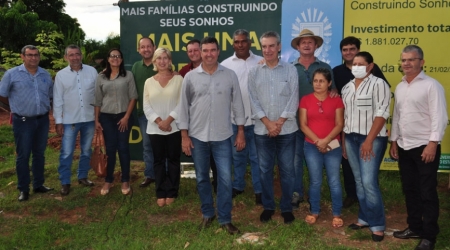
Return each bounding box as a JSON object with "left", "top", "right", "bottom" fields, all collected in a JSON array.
[{"left": 64, "top": 0, "right": 121, "bottom": 41}]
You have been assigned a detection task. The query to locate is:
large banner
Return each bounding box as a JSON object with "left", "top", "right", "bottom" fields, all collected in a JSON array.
[
  {"left": 120, "top": 0, "right": 282, "bottom": 160},
  {"left": 344, "top": 0, "right": 450, "bottom": 171}
]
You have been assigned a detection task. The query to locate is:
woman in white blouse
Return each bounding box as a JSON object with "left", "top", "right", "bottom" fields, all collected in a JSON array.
[
  {"left": 143, "top": 48, "right": 183, "bottom": 207},
  {"left": 341, "top": 51, "right": 390, "bottom": 242}
]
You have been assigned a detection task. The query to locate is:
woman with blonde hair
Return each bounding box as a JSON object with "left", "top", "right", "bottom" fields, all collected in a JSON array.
[{"left": 143, "top": 47, "right": 183, "bottom": 207}]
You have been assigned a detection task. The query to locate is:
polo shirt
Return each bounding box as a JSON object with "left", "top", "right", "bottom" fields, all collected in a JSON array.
[{"left": 131, "top": 60, "right": 156, "bottom": 116}]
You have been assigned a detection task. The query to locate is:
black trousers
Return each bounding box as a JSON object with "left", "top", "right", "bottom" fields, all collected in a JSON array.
[
  {"left": 398, "top": 144, "right": 440, "bottom": 242},
  {"left": 149, "top": 132, "right": 181, "bottom": 198}
]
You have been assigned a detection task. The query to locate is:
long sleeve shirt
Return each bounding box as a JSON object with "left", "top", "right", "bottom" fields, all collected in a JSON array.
[
  {"left": 248, "top": 60, "right": 299, "bottom": 136},
  {"left": 178, "top": 63, "right": 245, "bottom": 142},
  {"left": 53, "top": 65, "right": 98, "bottom": 124},
  {"left": 390, "top": 71, "right": 447, "bottom": 150},
  {"left": 143, "top": 75, "right": 182, "bottom": 135}
]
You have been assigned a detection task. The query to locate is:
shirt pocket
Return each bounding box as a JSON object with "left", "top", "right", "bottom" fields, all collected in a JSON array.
[
  {"left": 278, "top": 81, "right": 291, "bottom": 97},
  {"left": 355, "top": 95, "right": 372, "bottom": 111}
]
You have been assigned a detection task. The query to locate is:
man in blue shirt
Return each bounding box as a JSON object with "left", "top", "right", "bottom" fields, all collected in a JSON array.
[
  {"left": 0, "top": 45, "right": 54, "bottom": 201},
  {"left": 53, "top": 45, "right": 98, "bottom": 196}
]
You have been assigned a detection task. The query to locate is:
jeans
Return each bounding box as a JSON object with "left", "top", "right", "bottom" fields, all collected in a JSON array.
[
  {"left": 231, "top": 124, "right": 261, "bottom": 194},
  {"left": 138, "top": 114, "right": 154, "bottom": 179},
  {"left": 12, "top": 113, "right": 49, "bottom": 192},
  {"left": 341, "top": 157, "right": 357, "bottom": 199},
  {"left": 190, "top": 137, "right": 233, "bottom": 225},
  {"left": 255, "top": 132, "right": 296, "bottom": 212},
  {"left": 304, "top": 141, "right": 343, "bottom": 216},
  {"left": 58, "top": 122, "right": 95, "bottom": 185},
  {"left": 345, "top": 133, "right": 387, "bottom": 232},
  {"left": 100, "top": 112, "right": 132, "bottom": 183},
  {"left": 398, "top": 145, "right": 440, "bottom": 242},
  {"left": 149, "top": 132, "right": 181, "bottom": 198},
  {"left": 293, "top": 130, "right": 305, "bottom": 197}
]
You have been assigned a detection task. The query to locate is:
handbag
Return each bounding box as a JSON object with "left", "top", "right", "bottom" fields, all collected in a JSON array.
[{"left": 90, "top": 132, "right": 108, "bottom": 177}]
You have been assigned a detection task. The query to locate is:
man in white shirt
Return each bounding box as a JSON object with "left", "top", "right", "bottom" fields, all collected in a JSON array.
[
  {"left": 221, "top": 29, "right": 263, "bottom": 205},
  {"left": 53, "top": 45, "right": 98, "bottom": 196},
  {"left": 390, "top": 45, "right": 447, "bottom": 250}
]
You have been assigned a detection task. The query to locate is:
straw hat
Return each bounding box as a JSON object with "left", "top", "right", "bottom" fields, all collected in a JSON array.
[{"left": 290, "top": 29, "right": 324, "bottom": 50}]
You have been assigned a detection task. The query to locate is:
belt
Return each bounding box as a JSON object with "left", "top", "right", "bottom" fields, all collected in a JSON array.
[{"left": 14, "top": 112, "right": 48, "bottom": 121}]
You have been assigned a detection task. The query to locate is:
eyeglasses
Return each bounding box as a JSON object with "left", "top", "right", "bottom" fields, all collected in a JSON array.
[
  {"left": 317, "top": 101, "right": 323, "bottom": 114},
  {"left": 399, "top": 58, "right": 422, "bottom": 63},
  {"left": 109, "top": 54, "right": 122, "bottom": 59},
  {"left": 24, "top": 54, "right": 40, "bottom": 58}
]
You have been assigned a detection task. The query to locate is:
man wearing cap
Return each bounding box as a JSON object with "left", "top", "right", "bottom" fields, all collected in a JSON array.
[{"left": 290, "top": 29, "right": 336, "bottom": 209}]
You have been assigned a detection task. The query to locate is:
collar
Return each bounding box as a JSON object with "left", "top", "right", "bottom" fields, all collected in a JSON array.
[
  {"left": 69, "top": 64, "right": 83, "bottom": 72},
  {"left": 402, "top": 70, "right": 425, "bottom": 84},
  {"left": 292, "top": 57, "right": 321, "bottom": 66},
  {"left": 18, "top": 64, "right": 44, "bottom": 75},
  {"left": 230, "top": 51, "right": 255, "bottom": 61}
]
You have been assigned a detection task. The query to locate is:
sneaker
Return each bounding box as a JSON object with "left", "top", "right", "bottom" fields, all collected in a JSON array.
[{"left": 291, "top": 192, "right": 303, "bottom": 209}]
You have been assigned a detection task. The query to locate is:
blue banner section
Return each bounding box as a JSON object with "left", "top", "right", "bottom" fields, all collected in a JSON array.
[{"left": 280, "top": 0, "right": 344, "bottom": 67}]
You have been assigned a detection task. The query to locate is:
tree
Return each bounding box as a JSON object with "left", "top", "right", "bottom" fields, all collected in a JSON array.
[{"left": 0, "top": 1, "right": 57, "bottom": 51}]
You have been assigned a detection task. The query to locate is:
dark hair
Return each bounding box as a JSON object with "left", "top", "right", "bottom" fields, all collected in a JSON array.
[
  {"left": 339, "top": 36, "right": 361, "bottom": 50},
  {"left": 21, "top": 45, "right": 39, "bottom": 55},
  {"left": 402, "top": 45, "right": 424, "bottom": 59},
  {"left": 64, "top": 44, "right": 81, "bottom": 55},
  {"left": 354, "top": 51, "right": 374, "bottom": 64},
  {"left": 139, "top": 37, "right": 155, "bottom": 46},
  {"left": 313, "top": 68, "right": 332, "bottom": 83},
  {"left": 104, "top": 48, "right": 127, "bottom": 79},
  {"left": 200, "top": 37, "right": 219, "bottom": 50},
  {"left": 259, "top": 31, "right": 281, "bottom": 44},
  {"left": 186, "top": 39, "right": 201, "bottom": 47},
  {"left": 233, "top": 29, "right": 250, "bottom": 41}
]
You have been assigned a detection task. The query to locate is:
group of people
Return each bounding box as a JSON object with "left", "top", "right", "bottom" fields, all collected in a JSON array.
[{"left": 0, "top": 27, "right": 446, "bottom": 250}]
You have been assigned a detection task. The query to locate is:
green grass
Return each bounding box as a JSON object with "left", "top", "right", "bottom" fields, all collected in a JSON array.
[{"left": 0, "top": 124, "right": 449, "bottom": 250}]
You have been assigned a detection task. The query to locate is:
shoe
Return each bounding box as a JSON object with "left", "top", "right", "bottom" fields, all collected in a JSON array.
[
  {"left": 232, "top": 188, "right": 243, "bottom": 198},
  {"left": 343, "top": 197, "right": 358, "bottom": 208},
  {"left": 100, "top": 183, "right": 112, "bottom": 196},
  {"left": 60, "top": 184, "right": 71, "bottom": 196},
  {"left": 415, "top": 239, "right": 435, "bottom": 250},
  {"left": 372, "top": 232, "right": 385, "bottom": 242},
  {"left": 260, "top": 210, "right": 275, "bottom": 222},
  {"left": 220, "top": 223, "right": 240, "bottom": 235},
  {"left": 291, "top": 192, "right": 303, "bottom": 209},
  {"left": 33, "top": 185, "right": 54, "bottom": 193},
  {"left": 157, "top": 198, "right": 166, "bottom": 207},
  {"left": 281, "top": 212, "right": 295, "bottom": 224},
  {"left": 348, "top": 223, "right": 369, "bottom": 230},
  {"left": 78, "top": 178, "right": 94, "bottom": 187},
  {"left": 139, "top": 178, "right": 155, "bottom": 188},
  {"left": 165, "top": 198, "right": 175, "bottom": 205},
  {"left": 18, "top": 191, "right": 29, "bottom": 201},
  {"left": 255, "top": 193, "right": 262, "bottom": 206},
  {"left": 199, "top": 215, "right": 216, "bottom": 230},
  {"left": 121, "top": 182, "right": 131, "bottom": 195},
  {"left": 394, "top": 228, "right": 421, "bottom": 239}
]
